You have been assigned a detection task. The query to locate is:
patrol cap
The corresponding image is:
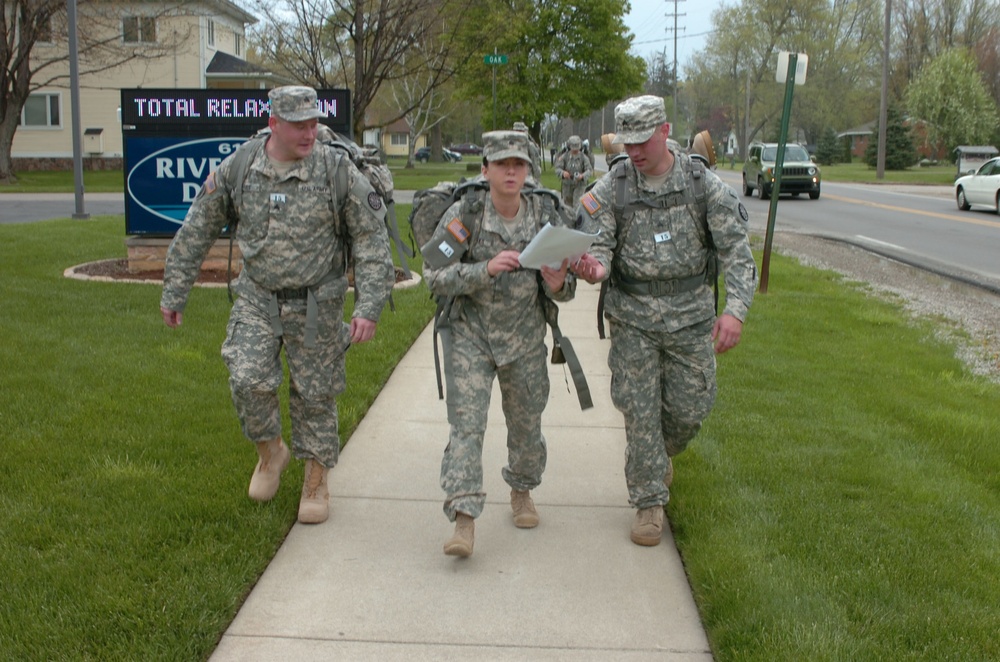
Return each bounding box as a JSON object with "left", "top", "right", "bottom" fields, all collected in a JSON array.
[
  {"left": 268, "top": 85, "right": 326, "bottom": 122},
  {"left": 567, "top": 135, "right": 582, "bottom": 149},
  {"left": 513, "top": 121, "right": 529, "bottom": 132},
  {"left": 482, "top": 130, "right": 531, "bottom": 163},
  {"left": 612, "top": 95, "right": 667, "bottom": 144}
]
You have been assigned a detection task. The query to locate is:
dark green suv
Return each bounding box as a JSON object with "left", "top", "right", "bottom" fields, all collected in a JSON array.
[{"left": 742, "top": 142, "right": 821, "bottom": 200}]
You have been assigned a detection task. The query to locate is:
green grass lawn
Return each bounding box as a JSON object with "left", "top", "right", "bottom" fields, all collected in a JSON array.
[
  {"left": 2, "top": 166, "right": 998, "bottom": 660},
  {"left": 0, "top": 209, "right": 434, "bottom": 660}
]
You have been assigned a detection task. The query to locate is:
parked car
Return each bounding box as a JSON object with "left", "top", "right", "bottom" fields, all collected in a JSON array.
[
  {"left": 955, "top": 156, "right": 1000, "bottom": 213},
  {"left": 742, "top": 142, "right": 821, "bottom": 200},
  {"left": 449, "top": 143, "right": 482, "bottom": 155},
  {"left": 415, "top": 146, "right": 462, "bottom": 163}
]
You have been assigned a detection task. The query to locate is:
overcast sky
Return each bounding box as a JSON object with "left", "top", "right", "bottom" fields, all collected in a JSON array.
[{"left": 623, "top": 0, "right": 727, "bottom": 68}]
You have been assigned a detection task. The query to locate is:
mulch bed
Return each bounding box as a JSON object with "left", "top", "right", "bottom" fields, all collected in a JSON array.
[{"left": 71, "top": 259, "right": 409, "bottom": 285}]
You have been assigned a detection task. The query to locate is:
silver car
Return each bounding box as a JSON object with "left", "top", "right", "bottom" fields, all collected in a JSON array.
[{"left": 955, "top": 156, "right": 1000, "bottom": 213}]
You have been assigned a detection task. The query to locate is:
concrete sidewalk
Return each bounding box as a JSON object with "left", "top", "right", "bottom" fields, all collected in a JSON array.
[{"left": 209, "top": 282, "right": 713, "bottom": 661}]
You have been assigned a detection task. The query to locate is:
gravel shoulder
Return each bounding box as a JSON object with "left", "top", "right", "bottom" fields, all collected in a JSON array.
[{"left": 768, "top": 230, "right": 1000, "bottom": 383}]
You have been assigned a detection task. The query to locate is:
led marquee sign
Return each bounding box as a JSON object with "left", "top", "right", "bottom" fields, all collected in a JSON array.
[{"left": 121, "top": 88, "right": 351, "bottom": 235}]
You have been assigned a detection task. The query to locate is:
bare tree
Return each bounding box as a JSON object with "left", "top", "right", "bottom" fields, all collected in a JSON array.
[
  {"left": 248, "top": 0, "right": 475, "bottom": 141},
  {"left": 0, "top": 0, "right": 188, "bottom": 183}
]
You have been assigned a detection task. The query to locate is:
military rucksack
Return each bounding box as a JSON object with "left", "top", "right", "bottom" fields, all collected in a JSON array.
[
  {"left": 223, "top": 126, "right": 412, "bottom": 305},
  {"left": 595, "top": 154, "right": 718, "bottom": 339},
  {"left": 408, "top": 180, "right": 593, "bottom": 410}
]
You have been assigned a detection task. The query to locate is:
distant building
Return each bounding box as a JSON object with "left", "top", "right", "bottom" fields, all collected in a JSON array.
[{"left": 14, "top": 0, "right": 277, "bottom": 170}]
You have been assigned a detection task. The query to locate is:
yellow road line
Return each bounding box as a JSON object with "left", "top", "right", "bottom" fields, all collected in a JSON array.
[{"left": 823, "top": 193, "right": 1000, "bottom": 229}]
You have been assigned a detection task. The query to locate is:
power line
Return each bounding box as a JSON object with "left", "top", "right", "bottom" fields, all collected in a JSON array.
[{"left": 632, "top": 29, "right": 714, "bottom": 47}]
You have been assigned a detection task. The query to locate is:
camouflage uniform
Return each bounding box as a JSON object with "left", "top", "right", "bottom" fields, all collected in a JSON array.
[
  {"left": 554, "top": 136, "right": 594, "bottom": 206},
  {"left": 580, "top": 96, "right": 757, "bottom": 510},
  {"left": 423, "top": 131, "right": 576, "bottom": 522},
  {"left": 161, "top": 87, "right": 393, "bottom": 469}
]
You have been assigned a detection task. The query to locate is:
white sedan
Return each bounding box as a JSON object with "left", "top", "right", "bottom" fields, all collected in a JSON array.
[{"left": 955, "top": 157, "right": 1000, "bottom": 212}]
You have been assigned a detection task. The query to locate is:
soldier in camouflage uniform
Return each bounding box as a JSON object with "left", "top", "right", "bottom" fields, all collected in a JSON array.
[
  {"left": 422, "top": 131, "right": 577, "bottom": 557},
  {"left": 512, "top": 121, "right": 543, "bottom": 181},
  {"left": 160, "top": 85, "right": 393, "bottom": 525},
  {"left": 572, "top": 95, "right": 757, "bottom": 547},
  {"left": 554, "top": 135, "right": 593, "bottom": 206}
]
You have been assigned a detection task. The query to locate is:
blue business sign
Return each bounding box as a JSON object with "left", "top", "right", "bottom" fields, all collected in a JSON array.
[
  {"left": 122, "top": 88, "right": 351, "bottom": 236},
  {"left": 125, "top": 136, "right": 247, "bottom": 235}
]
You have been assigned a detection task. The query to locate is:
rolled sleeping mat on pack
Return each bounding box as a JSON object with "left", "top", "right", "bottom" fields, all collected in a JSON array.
[{"left": 691, "top": 130, "right": 717, "bottom": 168}]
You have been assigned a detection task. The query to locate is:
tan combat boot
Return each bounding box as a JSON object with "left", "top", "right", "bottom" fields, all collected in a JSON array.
[
  {"left": 298, "top": 459, "right": 330, "bottom": 524},
  {"left": 630, "top": 506, "right": 664, "bottom": 546},
  {"left": 248, "top": 437, "right": 290, "bottom": 502},
  {"left": 443, "top": 513, "right": 475, "bottom": 557},
  {"left": 664, "top": 456, "right": 674, "bottom": 488},
  {"left": 510, "top": 489, "right": 540, "bottom": 528}
]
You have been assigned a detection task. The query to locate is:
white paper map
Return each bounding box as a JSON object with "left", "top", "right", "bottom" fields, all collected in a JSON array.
[{"left": 518, "top": 224, "right": 600, "bottom": 270}]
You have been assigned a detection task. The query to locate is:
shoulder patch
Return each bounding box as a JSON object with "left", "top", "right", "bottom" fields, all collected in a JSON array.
[
  {"left": 367, "top": 191, "right": 383, "bottom": 211},
  {"left": 581, "top": 192, "right": 601, "bottom": 214},
  {"left": 203, "top": 171, "right": 217, "bottom": 195},
  {"left": 738, "top": 203, "right": 749, "bottom": 223},
  {"left": 446, "top": 217, "right": 470, "bottom": 243}
]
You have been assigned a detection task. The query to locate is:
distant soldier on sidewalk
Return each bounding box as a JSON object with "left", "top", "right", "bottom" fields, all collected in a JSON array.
[{"left": 554, "top": 135, "right": 593, "bottom": 206}]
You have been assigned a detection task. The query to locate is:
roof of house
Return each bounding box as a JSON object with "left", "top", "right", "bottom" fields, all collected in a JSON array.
[
  {"left": 837, "top": 120, "right": 876, "bottom": 138},
  {"left": 204, "top": 0, "right": 258, "bottom": 25},
  {"left": 954, "top": 145, "right": 999, "bottom": 155},
  {"left": 206, "top": 50, "right": 273, "bottom": 76}
]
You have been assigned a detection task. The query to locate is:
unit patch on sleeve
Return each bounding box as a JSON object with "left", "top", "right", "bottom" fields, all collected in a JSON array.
[
  {"left": 447, "top": 217, "right": 470, "bottom": 243},
  {"left": 203, "top": 171, "right": 217, "bottom": 195},
  {"left": 367, "top": 192, "right": 383, "bottom": 211},
  {"left": 581, "top": 192, "right": 601, "bottom": 215},
  {"left": 738, "top": 203, "right": 749, "bottom": 223}
]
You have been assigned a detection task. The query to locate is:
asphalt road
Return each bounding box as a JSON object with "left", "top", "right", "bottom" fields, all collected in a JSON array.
[{"left": 0, "top": 192, "right": 125, "bottom": 224}]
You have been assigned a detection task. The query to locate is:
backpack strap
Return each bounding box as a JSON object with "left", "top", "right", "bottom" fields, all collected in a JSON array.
[
  {"left": 224, "top": 136, "right": 266, "bottom": 303},
  {"left": 597, "top": 160, "right": 631, "bottom": 338}
]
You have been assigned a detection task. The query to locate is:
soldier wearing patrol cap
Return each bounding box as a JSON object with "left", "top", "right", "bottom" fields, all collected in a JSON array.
[
  {"left": 512, "top": 121, "right": 543, "bottom": 181},
  {"left": 572, "top": 94, "right": 757, "bottom": 547},
  {"left": 160, "top": 85, "right": 394, "bottom": 526},
  {"left": 422, "top": 130, "right": 577, "bottom": 557},
  {"left": 554, "top": 135, "right": 593, "bottom": 205}
]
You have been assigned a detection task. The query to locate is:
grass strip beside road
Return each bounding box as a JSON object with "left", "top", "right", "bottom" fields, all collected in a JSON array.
[{"left": 2, "top": 208, "right": 998, "bottom": 659}]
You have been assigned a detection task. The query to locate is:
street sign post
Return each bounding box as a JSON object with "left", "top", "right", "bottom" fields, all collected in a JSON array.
[{"left": 485, "top": 52, "right": 508, "bottom": 129}]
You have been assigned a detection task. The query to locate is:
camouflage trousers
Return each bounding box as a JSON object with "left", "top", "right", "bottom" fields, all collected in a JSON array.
[
  {"left": 607, "top": 317, "right": 717, "bottom": 509},
  {"left": 440, "top": 327, "right": 549, "bottom": 521},
  {"left": 221, "top": 293, "right": 351, "bottom": 468},
  {"left": 560, "top": 180, "right": 587, "bottom": 206}
]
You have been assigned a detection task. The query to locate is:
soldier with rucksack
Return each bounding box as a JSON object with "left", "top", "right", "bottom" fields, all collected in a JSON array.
[
  {"left": 419, "top": 131, "right": 579, "bottom": 558},
  {"left": 572, "top": 95, "right": 757, "bottom": 548},
  {"left": 554, "top": 135, "right": 593, "bottom": 206},
  {"left": 159, "top": 85, "right": 394, "bottom": 526}
]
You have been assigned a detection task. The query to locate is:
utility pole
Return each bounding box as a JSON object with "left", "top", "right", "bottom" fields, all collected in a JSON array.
[
  {"left": 876, "top": 0, "right": 891, "bottom": 179},
  {"left": 664, "top": 0, "right": 686, "bottom": 128}
]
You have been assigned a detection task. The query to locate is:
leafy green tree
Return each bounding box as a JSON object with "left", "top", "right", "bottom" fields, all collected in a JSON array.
[
  {"left": 684, "top": 0, "right": 883, "bottom": 159},
  {"left": 815, "top": 127, "right": 841, "bottom": 165},
  {"left": 905, "top": 48, "right": 999, "bottom": 158},
  {"left": 864, "top": 107, "right": 918, "bottom": 170},
  {"left": 452, "top": 0, "right": 646, "bottom": 140}
]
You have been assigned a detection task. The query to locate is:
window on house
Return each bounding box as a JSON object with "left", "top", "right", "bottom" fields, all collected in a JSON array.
[
  {"left": 123, "top": 16, "right": 156, "bottom": 43},
  {"left": 207, "top": 19, "right": 215, "bottom": 47},
  {"left": 390, "top": 133, "right": 407, "bottom": 146},
  {"left": 38, "top": 16, "right": 54, "bottom": 43},
  {"left": 234, "top": 33, "right": 242, "bottom": 56},
  {"left": 19, "top": 93, "right": 61, "bottom": 128}
]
